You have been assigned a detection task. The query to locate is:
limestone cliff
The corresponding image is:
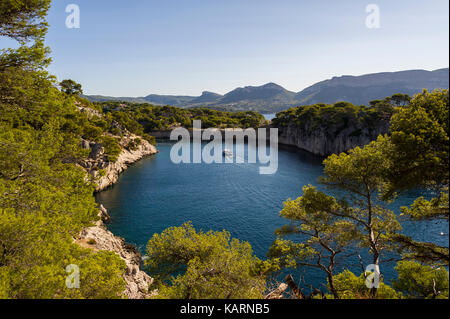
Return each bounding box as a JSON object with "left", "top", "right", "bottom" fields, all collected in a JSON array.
[
  {"left": 76, "top": 137, "right": 157, "bottom": 298},
  {"left": 275, "top": 121, "right": 389, "bottom": 156},
  {"left": 77, "top": 206, "right": 154, "bottom": 299},
  {"left": 75, "top": 101, "right": 158, "bottom": 191},
  {"left": 79, "top": 133, "right": 158, "bottom": 192},
  {"left": 272, "top": 103, "right": 391, "bottom": 156},
  {"left": 74, "top": 103, "right": 158, "bottom": 298}
]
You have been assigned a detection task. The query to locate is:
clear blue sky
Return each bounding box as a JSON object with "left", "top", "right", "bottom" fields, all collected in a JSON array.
[{"left": 39, "top": 0, "right": 449, "bottom": 96}]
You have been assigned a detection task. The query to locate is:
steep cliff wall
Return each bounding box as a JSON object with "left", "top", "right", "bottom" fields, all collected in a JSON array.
[
  {"left": 79, "top": 134, "right": 158, "bottom": 192},
  {"left": 272, "top": 103, "right": 391, "bottom": 156},
  {"left": 276, "top": 121, "right": 389, "bottom": 156}
]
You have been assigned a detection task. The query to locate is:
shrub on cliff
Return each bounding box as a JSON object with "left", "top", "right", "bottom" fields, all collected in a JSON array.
[
  {"left": 272, "top": 99, "right": 393, "bottom": 134},
  {"left": 145, "top": 222, "right": 266, "bottom": 299},
  {"left": 100, "top": 136, "right": 122, "bottom": 163}
]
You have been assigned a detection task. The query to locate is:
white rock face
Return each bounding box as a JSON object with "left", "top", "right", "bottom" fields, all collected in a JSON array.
[
  {"left": 74, "top": 105, "right": 159, "bottom": 298},
  {"left": 276, "top": 121, "right": 389, "bottom": 156},
  {"left": 78, "top": 139, "right": 158, "bottom": 298},
  {"left": 95, "top": 136, "right": 158, "bottom": 191},
  {"left": 79, "top": 134, "right": 158, "bottom": 192},
  {"left": 78, "top": 217, "right": 154, "bottom": 299}
]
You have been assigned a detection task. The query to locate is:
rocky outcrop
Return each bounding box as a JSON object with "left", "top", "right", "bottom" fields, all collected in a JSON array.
[
  {"left": 98, "top": 204, "right": 110, "bottom": 222},
  {"left": 79, "top": 133, "right": 158, "bottom": 192},
  {"left": 274, "top": 121, "right": 389, "bottom": 156},
  {"left": 77, "top": 208, "right": 154, "bottom": 299},
  {"left": 77, "top": 139, "right": 157, "bottom": 298},
  {"left": 75, "top": 102, "right": 103, "bottom": 118},
  {"left": 73, "top": 104, "right": 158, "bottom": 299}
]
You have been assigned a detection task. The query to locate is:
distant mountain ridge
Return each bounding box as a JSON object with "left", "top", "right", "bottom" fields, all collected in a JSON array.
[
  {"left": 85, "top": 68, "right": 449, "bottom": 112},
  {"left": 191, "top": 91, "right": 223, "bottom": 104},
  {"left": 295, "top": 68, "right": 449, "bottom": 106}
]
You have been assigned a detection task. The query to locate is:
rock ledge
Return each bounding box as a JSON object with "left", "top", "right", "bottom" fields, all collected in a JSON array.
[{"left": 77, "top": 208, "right": 154, "bottom": 299}]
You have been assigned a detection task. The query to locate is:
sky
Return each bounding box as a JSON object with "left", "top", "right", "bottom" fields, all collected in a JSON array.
[{"left": 12, "top": 0, "right": 450, "bottom": 96}]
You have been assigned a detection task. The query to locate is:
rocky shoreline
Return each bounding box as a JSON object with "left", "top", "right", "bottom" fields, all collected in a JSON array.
[
  {"left": 79, "top": 134, "right": 158, "bottom": 192},
  {"left": 76, "top": 127, "right": 158, "bottom": 298},
  {"left": 77, "top": 205, "right": 154, "bottom": 299},
  {"left": 75, "top": 117, "right": 385, "bottom": 298}
]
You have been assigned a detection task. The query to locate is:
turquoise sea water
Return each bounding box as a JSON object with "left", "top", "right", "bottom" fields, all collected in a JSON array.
[{"left": 96, "top": 141, "right": 448, "bottom": 290}]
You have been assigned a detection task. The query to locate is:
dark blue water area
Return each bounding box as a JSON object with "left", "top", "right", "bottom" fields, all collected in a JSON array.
[{"left": 96, "top": 140, "right": 448, "bottom": 291}]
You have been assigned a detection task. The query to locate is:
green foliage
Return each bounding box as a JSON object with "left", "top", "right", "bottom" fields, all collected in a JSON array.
[
  {"left": 270, "top": 134, "right": 405, "bottom": 298},
  {"left": 0, "top": 40, "right": 51, "bottom": 71},
  {"left": 329, "top": 270, "right": 401, "bottom": 299},
  {"left": 389, "top": 234, "right": 449, "bottom": 267},
  {"left": 70, "top": 251, "right": 127, "bottom": 299},
  {"left": 100, "top": 136, "right": 121, "bottom": 163},
  {"left": 321, "top": 136, "right": 392, "bottom": 197},
  {"left": 386, "top": 89, "right": 449, "bottom": 197},
  {"left": 0, "top": 209, "right": 127, "bottom": 299},
  {"left": 127, "top": 138, "right": 141, "bottom": 151},
  {"left": 97, "top": 169, "right": 106, "bottom": 177},
  {"left": 390, "top": 93, "right": 411, "bottom": 107},
  {"left": 273, "top": 89, "right": 448, "bottom": 299},
  {"left": 0, "top": 0, "right": 51, "bottom": 71},
  {"left": 272, "top": 101, "right": 389, "bottom": 135},
  {"left": 392, "top": 261, "right": 449, "bottom": 299},
  {"left": 59, "top": 79, "right": 83, "bottom": 96},
  {"left": 82, "top": 124, "right": 103, "bottom": 141},
  {"left": 145, "top": 222, "right": 266, "bottom": 299},
  {"left": 400, "top": 190, "right": 449, "bottom": 222},
  {"left": 141, "top": 133, "right": 156, "bottom": 146},
  {"left": 320, "top": 137, "right": 402, "bottom": 267},
  {"left": 97, "top": 102, "right": 265, "bottom": 134},
  {"left": 383, "top": 90, "right": 449, "bottom": 265},
  {"left": 0, "top": 0, "right": 50, "bottom": 43},
  {"left": 0, "top": 120, "right": 128, "bottom": 298},
  {"left": 0, "top": 0, "right": 128, "bottom": 299},
  {"left": 269, "top": 186, "right": 359, "bottom": 298}
]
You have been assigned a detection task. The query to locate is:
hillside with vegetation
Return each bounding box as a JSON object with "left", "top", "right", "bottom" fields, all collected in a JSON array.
[
  {"left": 271, "top": 96, "right": 406, "bottom": 156},
  {"left": 295, "top": 68, "right": 449, "bottom": 106},
  {"left": 0, "top": 0, "right": 157, "bottom": 298},
  {"left": 85, "top": 69, "right": 449, "bottom": 113},
  {"left": 96, "top": 101, "right": 267, "bottom": 132},
  {"left": 1, "top": 0, "right": 448, "bottom": 300}
]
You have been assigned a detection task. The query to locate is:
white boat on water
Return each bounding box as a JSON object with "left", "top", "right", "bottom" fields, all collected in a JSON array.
[{"left": 223, "top": 149, "right": 233, "bottom": 157}]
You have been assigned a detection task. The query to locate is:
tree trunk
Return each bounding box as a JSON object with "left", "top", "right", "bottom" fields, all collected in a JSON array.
[
  {"left": 285, "top": 274, "right": 305, "bottom": 299},
  {"left": 327, "top": 272, "right": 339, "bottom": 299}
]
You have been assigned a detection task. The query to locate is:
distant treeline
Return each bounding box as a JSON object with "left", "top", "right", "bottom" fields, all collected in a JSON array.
[
  {"left": 272, "top": 93, "right": 411, "bottom": 131},
  {"left": 94, "top": 94, "right": 412, "bottom": 140},
  {"left": 94, "top": 101, "right": 267, "bottom": 133}
]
